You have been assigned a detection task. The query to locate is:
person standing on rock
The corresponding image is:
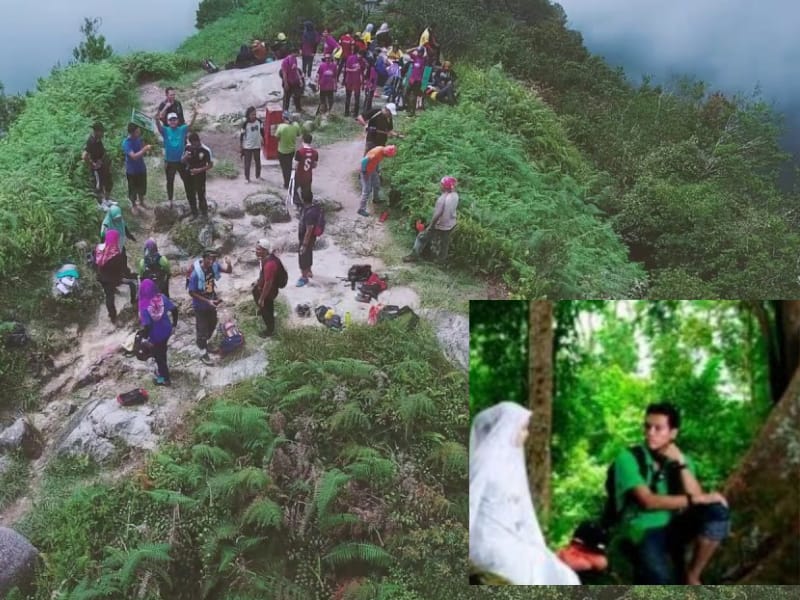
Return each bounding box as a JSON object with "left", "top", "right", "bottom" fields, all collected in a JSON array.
[
  {"left": 404, "top": 176, "right": 459, "bottom": 263},
  {"left": 188, "top": 250, "right": 232, "bottom": 365},
  {"left": 82, "top": 122, "right": 113, "bottom": 210},
  {"left": 156, "top": 87, "right": 185, "bottom": 126},
  {"left": 155, "top": 108, "right": 197, "bottom": 209},
  {"left": 358, "top": 144, "right": 396, "bottom": 217},
  {"left": 240, "top": 106, "right": 264, "bottom": 183},
  {"left": 293, "top": 132, "right": 318, "bottom": 206},
  {"left": 357, "top": 102, "right": 398, "bottom": 154},
  {"left": 296, "top": 192, "right": 324, "bottom": 287},
  {"left": 253, "top": 238, "right": 287, "bottom": 337},
  {"left": 182, "top": 132, "right": 214, "bottom": 219},
  {"left": 280, "top": 47, "right": 305, "bottom": 113},
  {"left": 316, "top": 53, "right": 338, "bottom": 113},
  {"left": 122, "top": 123, "right": 152, "bottom": 213},
  {"left": 137, "top": 238, "right": 171, "bottom": 298},
  {"left": 138, "top": 278, "right": 178, "bottom": 386},
  {"left": 275, "top": 113, "right": 301, "bottom": 189},
  {"left": 301, "top": 21, "right": 319, "bottom": 79},
  {"left": 344, "top": 49, "right": 365, "bottom": 117},
  {"left": 94, "top": 229, "right": 137, "bottom": 324}
]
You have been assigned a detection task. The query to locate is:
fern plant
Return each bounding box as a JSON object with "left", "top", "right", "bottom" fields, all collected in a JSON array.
[
  {"left": 329, "top": 401, "right": 371, "bottom": 433},
  {"left": 341, "top": 446, "right": 396, "bottom": 486}
]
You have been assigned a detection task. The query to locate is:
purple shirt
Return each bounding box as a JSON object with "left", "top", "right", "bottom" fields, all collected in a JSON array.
[
  {"left": 140, "top": 295, "right": 176, "bottom": 344},
  {"left": 323, "top": 34, "right": 339, "bottom": 55},
  {"left": 410, "top": 56, "right": 426, "bottom": 84},
  {"left": 363, "top": 65, "right": 377, "bottom": 90},
  {"left": 317, "top": 62, "right": 337, "bottom": 91},
  {"left": 344, "top": 54, "right": 364, "bottom": 90},
  {"left": 281, "top": 54, "right": 302, "bottom": 86}
]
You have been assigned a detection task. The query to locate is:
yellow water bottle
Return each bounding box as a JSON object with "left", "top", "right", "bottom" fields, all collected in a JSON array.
[{"left": 345, "top": 311, "right": 351, "bottom": 328}]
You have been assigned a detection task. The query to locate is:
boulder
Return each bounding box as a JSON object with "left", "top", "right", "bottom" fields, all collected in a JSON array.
[
  {"left": 317, "top": 197, "right": 343, "bottom": 212},
  {"left": 421, "top": 309, "right": 469, "bottom": 371},
  {"left": 0, "top": 454, "right": 12, "bottom": 478},
  {"left": 0, "top": 418, "right": 43, "bottom": 459},
  {"left": 153, "top": 204, "right": 182, "bottom": 232},
  {"left": 244, "top": 193, "right": 290, "bottom": 223},
  {"left": 55, "top": 397, "right": 158, "bottom": 462},
  {"left": 219, "top": 205, "right": 246, "bottom": 219},
  {"left": 0, "top": 528, "right": 39, "bottom": 597},
  {"left": 250, "top": 216, "right": 270, "bottom": 228}
]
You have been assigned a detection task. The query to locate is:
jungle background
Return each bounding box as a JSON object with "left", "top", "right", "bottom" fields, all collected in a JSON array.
[{"left": 470, "top": 300, "right": 800, "bottom": 589}]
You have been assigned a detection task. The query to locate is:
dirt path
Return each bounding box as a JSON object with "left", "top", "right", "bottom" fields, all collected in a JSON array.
[{"left": 0, "top": 64, "right": 458, "bottom": 527}]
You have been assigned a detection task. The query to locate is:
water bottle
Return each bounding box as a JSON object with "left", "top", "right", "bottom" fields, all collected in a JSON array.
[{"left": 345, "top": 311, "right": 352, "bottom": 328}]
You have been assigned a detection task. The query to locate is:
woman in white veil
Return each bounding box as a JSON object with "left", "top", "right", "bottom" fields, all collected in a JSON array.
[{"left": 469, "top": 401, "right": 580, "bottom": 585}]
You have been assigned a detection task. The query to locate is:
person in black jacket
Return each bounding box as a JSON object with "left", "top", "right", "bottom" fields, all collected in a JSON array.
[
  {"left": 94, "top": 228, "right": 137, "bottom": 323},
  {"left": 182, "top": 133, "right": 214, "bottom": 219}
]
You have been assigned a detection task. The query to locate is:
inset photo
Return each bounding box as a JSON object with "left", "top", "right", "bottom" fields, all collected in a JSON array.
[{"left": 469, "top": 300, "right": 799, "bottom": 586}]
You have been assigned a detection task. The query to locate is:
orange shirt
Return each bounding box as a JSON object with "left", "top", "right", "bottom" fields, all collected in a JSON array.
[{"left": 361, "top": 145, "right": 385, "bottom": 174}]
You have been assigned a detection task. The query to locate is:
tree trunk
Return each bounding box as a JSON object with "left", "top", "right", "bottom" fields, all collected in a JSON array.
[
  {"left": 776, "top": 301, "right": 800, "bottom": 400},
  {"left": 713, "top": 365, "right": 800, "bottom": 584},
  {"left": 526, "top": 300, "right": 554, "bottom": 524}
]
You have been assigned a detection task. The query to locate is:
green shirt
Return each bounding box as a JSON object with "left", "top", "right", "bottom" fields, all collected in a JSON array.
[
  {"left": 137, "top": 255, "right": 171, "bottom": 278},
  {"left": 275, "top": 122, "right": 300, "bottom": 155},
  {"left": 613, "top": 445, "right": 696, "bottom": 543}
]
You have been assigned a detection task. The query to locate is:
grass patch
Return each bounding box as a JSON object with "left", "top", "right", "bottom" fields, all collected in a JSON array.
[
  {"left": 311, "top": 112, "right": 364, "bottom": 146},
  {"left": 0, "top": 451, "right": 30, "bottom": 511},
  {"left": 210, "top": 158, "right": 239, "bottom": 179},
  {"left": 170, "top": 220, "right": 206, "bottom": 256}
]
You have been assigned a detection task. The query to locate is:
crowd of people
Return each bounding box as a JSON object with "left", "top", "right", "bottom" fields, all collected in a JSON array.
[{"left": 79, "top": 18, "right": 460, "bottom": 389}]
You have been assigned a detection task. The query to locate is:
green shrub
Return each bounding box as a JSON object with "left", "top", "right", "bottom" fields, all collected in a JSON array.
[{"left": 112, "top": 51, "right": 193, "bottom": 83}]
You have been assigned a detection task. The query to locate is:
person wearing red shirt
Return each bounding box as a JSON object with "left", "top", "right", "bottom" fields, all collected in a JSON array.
[
  {"left": 293, "top": 133, "right": 319, "bottom": 205},
  {"left": 253, "top": 238, "right": 286, "bottom": 338},
  {"left": 337, "top": 28, "right": 355, "bottom": 82}
]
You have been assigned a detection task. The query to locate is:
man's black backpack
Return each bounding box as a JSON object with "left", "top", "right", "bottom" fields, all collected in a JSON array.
[
  {"left": 347, "top": 264, "right": 372, "bottom": 290},
  {"left": 141, "top": 254, "right": 166, "bottom": 287},
  {"left": 269, "top": 255, "right": 288, "bottom": 289}
]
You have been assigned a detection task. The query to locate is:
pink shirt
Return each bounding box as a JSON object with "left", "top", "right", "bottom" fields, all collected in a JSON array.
[
  {"left": 409, "top": 56, "right": 426, "bottom": 84},
  {"left": 281, "top": 54, "right": 302, "bottom": 86},
  {"left": 363, "top": 65, "right": 377, "bottom": 91},
  {"left": 317, "top": 62, "right": 337, "bottom": 91},
  {"left": 344, "top": 54, "right": 364, "bottom": 91}
]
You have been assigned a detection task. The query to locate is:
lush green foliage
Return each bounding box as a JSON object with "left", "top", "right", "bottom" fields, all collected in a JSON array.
[
  {"left": 0, "top": 82, "right": 26, "bottom": 136},
  {"left": 386, "top": 68, "right": 642, "bottom": 298},
  {"left": 470, "top": 300, "right": 773, "bottom": 583},
  {"left": 17, "top": 322, "right": 467, "bottom": 599},
  {"left": 72, "top": 17, "right": 114, "bottom": 64},
  {"left": 196, "top": 0, "right": 246, "bottom": 29}
]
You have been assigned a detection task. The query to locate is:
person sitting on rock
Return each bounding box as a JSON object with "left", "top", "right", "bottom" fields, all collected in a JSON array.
[
  {"left": 138, "top": 278, "right": 178, "bottom": 386},
  {"left": 137, "top": 238, "right": 171, "bottom": 298},
  {"left": 427, "top": 60, "right": 457, "bottom": 105},
  {"left": 271, "top": 32, "right": 290, "bottom": 60}
]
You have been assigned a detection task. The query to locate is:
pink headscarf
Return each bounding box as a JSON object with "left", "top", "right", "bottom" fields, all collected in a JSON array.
[
  {"left": 95, "top": 229, "right": 121, "bottom": 267},
  {"left": 138, "top": 278, "right": 165, "bottom": 322}
]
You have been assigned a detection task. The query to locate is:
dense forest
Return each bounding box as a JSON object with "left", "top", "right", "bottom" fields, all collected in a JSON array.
[{"left": 470, "top": 300, "right": 800, "bottom": 587}]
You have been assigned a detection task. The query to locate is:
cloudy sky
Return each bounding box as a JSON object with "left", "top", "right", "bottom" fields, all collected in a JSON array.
[
  {"left": 0, "top": 0, "right": 198, "bottom": 94},
  {"left": 557, "top": 0, "right": 800, "bottom": 156}
]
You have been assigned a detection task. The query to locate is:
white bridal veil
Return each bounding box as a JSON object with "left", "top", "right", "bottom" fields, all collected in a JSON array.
[{"left": 469, "top": 401, "right": 580, "bottom": 585}]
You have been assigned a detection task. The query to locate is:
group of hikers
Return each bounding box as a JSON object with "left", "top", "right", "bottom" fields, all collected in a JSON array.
[
  {"left": 80, "top": 17, "right": 461, "bottom": 388},
  {"left": 470, "top": 402, "right": 731, "bottom": 585}
]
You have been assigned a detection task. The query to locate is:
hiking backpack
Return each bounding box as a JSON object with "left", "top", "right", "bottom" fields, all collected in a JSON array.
[
  {"left": 218, "top": 320, "right": 245, "bottom": 356},
  {"left": 133, "top": 330, "right": 153, "bottom": 361},
  {"left": 270, "top": 256, "right": 289, "bottom": 289},
  {"left": 377, "top": 305, "right": 419, "bottom": 330},
  {"left": 358, "top": 272, "right": 388, "bottom": 299},
  {"left": 347, "top": 264, "right": 372, "bottom": 290},
  {"left": 141, "top": 254, "right": 166, "bottom": 288}
]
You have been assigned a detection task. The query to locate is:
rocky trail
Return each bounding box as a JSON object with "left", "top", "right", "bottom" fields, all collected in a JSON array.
[{"left": 0, "top": 60, "right": 468, "bottom": 527}]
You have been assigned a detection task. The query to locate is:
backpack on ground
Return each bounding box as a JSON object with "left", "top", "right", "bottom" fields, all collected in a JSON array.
[
  {"left": 347, "top": 264, "right": 372, "bottom": 290},
  {"left": 315, "top": 305, "right": 330, "bottom": 324},
  {"left": 377, "top": 305, "right": 419, "bottom": 330},
  {"left": 133, "top": 330, "right": 153, "bottom": 361},
  {"left": 218, "top": 320, "right": 245, "bottom": 356},
  {"left": 358, "top": 272, "right": 388, "bottom": 299},
  {"left": 117, "top": 388, "right": 148, "bottom": 407}
]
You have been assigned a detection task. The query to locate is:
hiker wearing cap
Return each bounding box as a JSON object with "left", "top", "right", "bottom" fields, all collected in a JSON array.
[
  {"left": 293, "top": 133, "right": 319, "bottom": 206},
  {"left": 344, "top": 49, "right": 365, "bottom": 117},
  {"left": 155, "top": 105, "right": 197, "bottom": 209},
  {"left": 182, "top": 132, "right": 213, "bottom": 219},
  {"left": 101, "top": 204, "right": 136, "bottom": 275},
  {"left": 337, "top": 28, "right": 355, "bottom": 82},
  {"left": 275, "top": 113, "right": 301, "bottom": 189},
  {"left": 94, "top": 229, "right": 137, "bottom": 324},
  {"left": 297, "top": 192, "right": 324, "bottom": 287},
  {"left": 404, "top": 176, "right": 459, "bottom": 263},
  {"left": 188, "top": 250, "right": 233, "bottom": 365},
  {"left": 122, "top": 123, "right": 152, "bottom": 212},
  {"left": 301, "top": 21, "right": 319, "bottom": 78},
  {"left": 82, "top": 122, "right": 113, "bottom": 210},
  {"left": 156, "top": 88, "right": 185, "bottom": 126},
  {"left": 137, "top": 238, "right": 171, "bottom": 297},
  {"left": 280, "top": 47, "right": 305, "bottom": 113},
  {"left": 317, "top": 53, "right": 338, "bottom": 113},
  {"left": 138, "top": 278, "right": 178, "bottom": 386},
  {"left": 253, "top": 239, "right": 287, "bottom": 338},
  {"left": 357, "top": 103, "right": 398, "bottom": 154},
  {"left": 240, "top": 107, "right": 265, "bottom": 183},
  {"left": 271, "top": 32, "right": 289, "bottom": 60},
  {"left": 375, "top": 23, "right": 392, "bottom": 48},
  {"left": 358, "top": 145, "right": 396, "bottom": 217}
]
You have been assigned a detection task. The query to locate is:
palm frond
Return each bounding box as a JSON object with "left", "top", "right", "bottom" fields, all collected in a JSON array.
[
  {"left": 241, "top": 497, "right": 283, "bottom": 530},
  {"left": 322, "top": 542, "right": 393, "bottom": 568}
]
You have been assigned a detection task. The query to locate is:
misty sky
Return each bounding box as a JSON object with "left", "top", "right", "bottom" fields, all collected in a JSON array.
[
  {"left": 557, "top": 0, "right": 800, "bottom": 156},
  {"left": 0, "top": 0, "right": 198, "bottom": 94}
]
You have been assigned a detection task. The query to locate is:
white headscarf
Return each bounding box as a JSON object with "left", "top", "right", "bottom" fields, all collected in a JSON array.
[{"left": 469, "top": 401, "right": 580, "bottom": 585}]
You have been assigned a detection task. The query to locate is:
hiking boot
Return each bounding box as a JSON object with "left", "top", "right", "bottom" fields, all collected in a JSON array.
[
  {"left": 200, "top": 353, "right": 214, "bottom": 365},
  {"left": 296, "top": 277, "right": 308, "bottom": 287},
  {"left": 357, "top": 208, "right": 370, "bottom": 217}
]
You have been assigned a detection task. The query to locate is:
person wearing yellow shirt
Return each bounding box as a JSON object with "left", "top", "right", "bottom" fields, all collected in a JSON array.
[{"left": 361, "top": 23, "right": 374, "bottom": 45}]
